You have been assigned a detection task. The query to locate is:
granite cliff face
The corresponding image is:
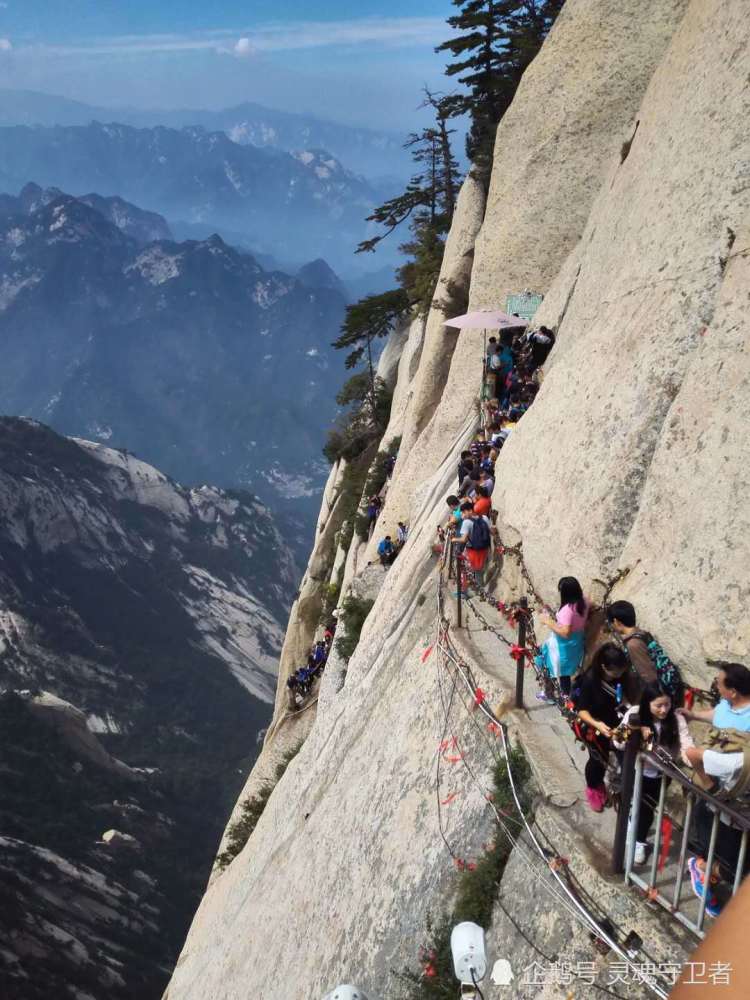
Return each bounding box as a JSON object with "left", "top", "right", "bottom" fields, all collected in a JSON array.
[{"left": 166, "top": 2, "right": 749, "bottom": 998}]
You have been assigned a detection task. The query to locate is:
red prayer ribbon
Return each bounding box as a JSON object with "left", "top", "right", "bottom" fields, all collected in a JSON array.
[{"left": 658, "top": 817, "right": 673, "bottom": 872}]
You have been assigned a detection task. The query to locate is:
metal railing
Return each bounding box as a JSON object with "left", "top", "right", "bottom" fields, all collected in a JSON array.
[{"left": 621, "top": 745, "right": 750, "bottom": 938}]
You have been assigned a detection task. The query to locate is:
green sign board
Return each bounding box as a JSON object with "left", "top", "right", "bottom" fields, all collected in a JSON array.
[{"left": 505, "top": 292, "right": 543, "bottom": 322}]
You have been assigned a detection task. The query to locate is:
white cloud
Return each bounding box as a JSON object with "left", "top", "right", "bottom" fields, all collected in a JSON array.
[
  {"left": 233, "top": 37, "right": 253, "bottom": 58},
  {"left": 0, "top": 38, "right": 12, "bottom": 52},
  {"left": 15, "top": 18, "right": 447, "bottom": 59}
]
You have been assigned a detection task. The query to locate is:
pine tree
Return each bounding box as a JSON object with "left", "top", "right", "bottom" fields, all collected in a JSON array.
[
  {"left": 436, "top": 1, "right": 565, "bottom": 171},
  {"left": 356, "top": 89, "right": 460, "bottom": 257},
  {"left": 356, "top": 90, "right": 461, "bottom": 313},
  {"left": 331, "top": 289, "right": 410, "bottom": 425}
]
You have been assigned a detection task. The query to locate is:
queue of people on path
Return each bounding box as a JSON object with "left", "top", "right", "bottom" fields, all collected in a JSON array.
[
  {"left": 438, "top": 325, "right": 549, "bottom": 584},
  {"left": 286, "top": 621, "right": 336, "bottom": 709}
]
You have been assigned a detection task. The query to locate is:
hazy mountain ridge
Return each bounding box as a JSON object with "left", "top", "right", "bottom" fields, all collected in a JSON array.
[
  {"left": 0, "top": 186, "right": 348, "bottom": 531},
  {"left": 0, "top": 89, "right": 412, "bottom": 180},
  {"left": 0, "top": 182, "right": 173, "bottom": 245},
  {"left": 0, "top": 121, "right": 392, "bottom": 270},
  {"left": 0, "top": 416, "right": 298, "bottom": 997}
]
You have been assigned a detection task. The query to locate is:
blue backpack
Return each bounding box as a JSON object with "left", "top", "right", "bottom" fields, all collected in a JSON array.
[{"left": 467, "top": 517, "right": 491, "bottom": 551}]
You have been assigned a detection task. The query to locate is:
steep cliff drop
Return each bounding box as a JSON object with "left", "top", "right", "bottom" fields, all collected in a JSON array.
[{"left": 166, "top": 2, "right": 750, "bottom": 998}]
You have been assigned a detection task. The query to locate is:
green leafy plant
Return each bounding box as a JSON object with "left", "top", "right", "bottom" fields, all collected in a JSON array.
[
  {"left": 334, "top": 595, "right": 375, "bottom": 663},
  {"left": 318, "top": 581, "right": 341, "bottom": 629},
  {"left": 395, "top": 743, "right": 533, "bottom": 998},
  {"left": 215, "top": 742, "right": 303, "bottom": 870}
]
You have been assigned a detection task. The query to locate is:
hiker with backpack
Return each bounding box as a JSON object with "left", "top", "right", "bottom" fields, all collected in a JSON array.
[
  {"left": 536, "top": 577, "right": 590, "bottom": 699},
  {"left": 573, "top": 643, "right": 629, "bottom": 812},
  {"left": 613, "top": 681, "right": 695, "bottom": 864},
  {"left": 606, "top": 600, "right": 685, "bottom": 705},
  {"left": 677, "top": 662, "right": 750, "bottom": 914},
  {"left": 456, "top": 504, "right": 492, "bottom": 582}
]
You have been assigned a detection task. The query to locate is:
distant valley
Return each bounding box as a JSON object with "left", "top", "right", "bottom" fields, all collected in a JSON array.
[{"left": 0, "top": 417, "right": 297, "bottom": 998}]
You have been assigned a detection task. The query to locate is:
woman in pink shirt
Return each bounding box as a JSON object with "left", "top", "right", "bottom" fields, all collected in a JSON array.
[{"left": 536, "top": 576, "right": 590, "bottom": 698}]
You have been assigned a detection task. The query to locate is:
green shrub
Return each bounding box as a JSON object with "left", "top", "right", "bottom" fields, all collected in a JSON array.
[
  {"left": 353, "top": 437, "right": 403, "bottom": 542},
  {"left": 395, "top": 744, "right": 533, "bottom": 998},
  {"left": 215, "top": 742, "right": 303, "bottom": 870},
  {"left": 318, "top": 581, "right": 341, "bottom": 628},
  {"left": 335, "top": 595, "right": 375, "bottom": 662}
]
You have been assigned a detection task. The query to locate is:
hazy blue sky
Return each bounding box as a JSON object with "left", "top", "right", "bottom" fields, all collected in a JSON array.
[{"left": 0, "top": 1, "right": 460, "bottom": 129}]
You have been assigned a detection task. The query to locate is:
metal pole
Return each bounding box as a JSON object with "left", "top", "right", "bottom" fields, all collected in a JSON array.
[
  {"left": 732, "top": 829, "right": 748, "bottom": 897},
  {"left": 625, "top": 754, "right": 644, "bottom": 882},
  {"left": 672, "top": 794, "right": 694, "bottom": 912},
  {"left": 697, "top": 812, "right": 720, "bottom": 931},
  {"left": 647, "top": 774, "right": 669, "bottom": 890},
  {"left": 455, "top": 543, "right": 462, "bottom": 630},
  {"left": 514, "top": 597, "right": 528, "bottom": 709},
  {"left": 613, "top": 727, "right": 641, "bottom": 874}
]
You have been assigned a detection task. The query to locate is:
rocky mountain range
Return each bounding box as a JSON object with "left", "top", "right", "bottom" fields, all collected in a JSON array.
[
  {"left": 0, "top": 184, "right": 348, "bottom": 538},
  {"left": 0, "top": 416, "right": 297, "bottom": 997},
  {"left": 0, "top": 122, "right": 393, "bottom": 271},
  {"left": 0, "top": 89, "right": 413, "bottom": 180},
  {"left": 0, "top": 182, "right": 172, "bottom": 245}
]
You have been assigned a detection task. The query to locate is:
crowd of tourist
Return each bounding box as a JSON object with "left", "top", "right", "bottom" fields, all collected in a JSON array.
[
  {"left": 429, "top": 318, "right": 750, "bottom": 917},
  {"left": 286, "top": 621, "right": 336, "bottom": 709}
]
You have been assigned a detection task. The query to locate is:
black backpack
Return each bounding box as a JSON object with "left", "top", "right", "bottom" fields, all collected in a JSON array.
[{"left": 467, "top": 517, "right": 490, "bottom": 550}]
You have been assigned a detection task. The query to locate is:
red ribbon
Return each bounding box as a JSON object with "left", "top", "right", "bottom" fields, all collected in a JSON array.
[
  {"left": 441, "top": 793, "right": 458, "bottom": 805},
  {"left": 443, "top": 754, "right": 463, "bottom": 763},
  {"left": 474, "top": 687, "right": 486, "bottom": 706},
  {"left": 487, "top": 722, "right": 500, "bottom": 736},
  {"left": 421, "top": 643, "right": 434, "bottom": 663},
  {"left": 685, "top": 688, "right": 695, "bottom": 710},
  {"left": 658, "top": 817, "right": 673, "bottom": 872},
  {"left": 510, "top": 644, "right": 526, "bottom": 661}
]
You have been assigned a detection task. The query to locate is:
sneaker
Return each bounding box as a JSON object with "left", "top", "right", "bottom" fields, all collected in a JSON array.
[
  {"left": 535, "top": 691, "right": 553, "bottom": 703},
  {"left": 633, "top": 842, "right": 647, "bottom": 865},
  {"left": 585, "top": 786, "right": 606, "bottom": 813},
  {"left": 687, "top": 857, "right": 722, "bottom": 918}
]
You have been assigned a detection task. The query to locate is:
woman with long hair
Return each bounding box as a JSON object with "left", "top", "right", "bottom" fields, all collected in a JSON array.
[
  {"left": 614, "top": 682, "right": 694, "bottom": 863},
  {"left": 536, "top": 576, "right": 590, "bottom": 699},
  {"left": 575, "top": 643, "right": 629, "bottom": 812}
]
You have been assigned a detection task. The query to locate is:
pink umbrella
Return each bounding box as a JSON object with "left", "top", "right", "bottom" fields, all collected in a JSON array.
[{"left": 444, "top": 309, "right": 529, "bottom": 330}]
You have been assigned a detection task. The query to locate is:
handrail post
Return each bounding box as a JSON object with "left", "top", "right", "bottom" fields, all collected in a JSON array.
[
  {"left": 613, "top": 726, "right": 641, "bottom": 874},
  {"left": 455, "top": 542, "right": 462, "bottom": 629},
  {"left": 514, "top": 597, "right": 528, "bottom": 709}
]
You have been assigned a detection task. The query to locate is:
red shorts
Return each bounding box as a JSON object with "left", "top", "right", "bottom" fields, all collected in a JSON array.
[{"left": 466, "top": 547, "right": 489, "bottom": 571}]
